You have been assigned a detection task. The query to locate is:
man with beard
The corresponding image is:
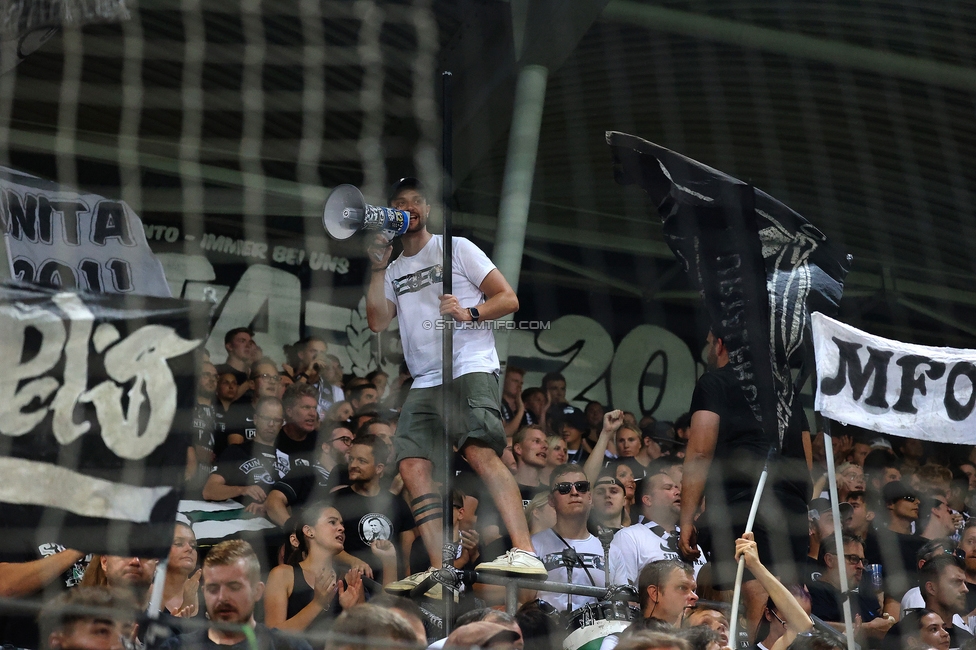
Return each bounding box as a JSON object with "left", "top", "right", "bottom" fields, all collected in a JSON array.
[
  {"left": 364, "top": 177, "right": 544, "bottom": 578},
  {"left": 97, "top": 556, "right": 158, "bottom": 607},
  {"left": 330, "top": 434, "right": 414, "bottom": 582},
  {"left": 275, "top": 383, "right": 321, "bottom": 471},
  {"left": 203, "top": 397, "right": 287, "bottom": 515},
  {"left": 264, "top": 422, "right": 356, "bottom": 526},
  {"left": 513, "top": 425, "right": 549, "bottom": 506},
  {"left": 679, "top": 329, "right": 810, "bottom": 633},
  {"left": 188, "top": 360, "right": 220, "bottom": 496},
  {"left": 159, "top": 540, "right": 311, "bottom": 650},
  {"left": 531, "top": 465, "right": 605, "bottom": 613},
  {"left": 225, "top": 358, "right": 283, "bottom": 446},
  {"left": 611, "top": 472, "right": 705, "bottom": 587}
]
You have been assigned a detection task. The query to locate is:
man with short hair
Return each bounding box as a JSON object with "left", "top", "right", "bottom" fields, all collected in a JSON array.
[
  {"left": 348, "top": 383, "right": 379, "bottom": 413},
  {"left": 326, "top": 603, "right": 420, "bottom": 650},
  {"left": 275, "top": 383, "right": 320, "bottom": 470},
  {"left": 513, "top": 426, "right": 548, "bottom": 506},
  {"left": 264, "top": 422, "right": 355, "bottom": 526},
  {"left": 808, "top": 534, "right": 891, "bottom": 640},
  {"left": 364, "top": 177, "right": 543, "bottom": 577},
  {"left": 959, "top": 522, "right": 976, "bottom": 610},
  {"left": 225, "top": 358, "right": 283, "bottom": 446},
  {"left": 610, "top": 472, "right": 705, "bottom": 587},
  {"left": 637, "top": 560, "right": 698, "bottom": 626},
  {"left": 188, "top": 360, "right": 220, "bottom": 492},
  {"left": 217, "top": 328, "right": 256, "bottom": 395},
  {"left": 501, "top": 366, "right": 531, "bottom": 436},
  {"left": 331, "top": 434, "right": 415, "bottom": 582},
  {"left": 882, "top": 555, "right": 973, "bottom": 650},
  {"left": 159, "top": 540, "right": 311, "bottom": 650},
  {"left": 531, "top": 465, "right": 605, "bottom": 612},
  {"left": 204, "top": 397, "right": 288, "bottom": 515},
  {"left": 920, "top": 493, "right": 959, "bottom": 541},
  {"left": 39, "top": 587, "right": 136, "bottom": 650}
]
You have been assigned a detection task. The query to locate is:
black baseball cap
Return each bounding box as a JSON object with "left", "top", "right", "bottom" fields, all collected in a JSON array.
[
  {"left": 882, "top": 480, "right": 919, "bottom": 504},
  {"left": 388, "top": 177, "right": 426, "bottom": 204},
  {"left": 556, "top": 405, "right": 588, "bottom": 433}
]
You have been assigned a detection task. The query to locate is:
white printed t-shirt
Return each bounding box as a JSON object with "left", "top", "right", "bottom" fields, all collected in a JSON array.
[
  {"left": 608, "top": 520, "right": 706, "bottom": 587},
  {"left": 531, "top": 527, "right": 606, "bottom": 612},
  {"left": 384, "top": 234, "right": 498, "bottom": 388}
]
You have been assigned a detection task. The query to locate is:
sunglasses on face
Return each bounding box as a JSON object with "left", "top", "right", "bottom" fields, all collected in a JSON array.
[{"left": 553, "top": 481, "right": 590, "bottom": 495}]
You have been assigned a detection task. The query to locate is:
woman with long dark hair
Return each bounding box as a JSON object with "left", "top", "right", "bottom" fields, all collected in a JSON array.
[{"left": 265, "top": 502, "right": 386, "bottom": 633}]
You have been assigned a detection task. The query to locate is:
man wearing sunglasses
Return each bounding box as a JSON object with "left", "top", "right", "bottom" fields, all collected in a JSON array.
[
  {"left": 530, "top": 465, "right": 606, "bottom": 612},
  {"left": 871, "top": 481, "right": 927, "bottom": 601}
]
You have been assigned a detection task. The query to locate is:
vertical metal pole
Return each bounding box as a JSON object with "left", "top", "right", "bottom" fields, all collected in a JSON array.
[
  {"left": 441, "top": 69, "right": 455, "bottom": 635},
  {"left": 823, "top": 419, "right": 856, "bottom": 650}
]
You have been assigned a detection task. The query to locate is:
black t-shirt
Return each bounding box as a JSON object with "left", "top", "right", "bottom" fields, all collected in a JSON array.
[
  {"left": 865, "top": 527, "right": 926, "bottom": 600},
  {"left": 224, "top": 401, "right": 256, "bottom": 441},
  {"left": 272, "top": 463, "right": 332, "bottom": 507},
  {"left": 690, "top": 364, "right": 779, "bottom": 500},
  {"left": 808, "top": 580, "right": 880, "bottom": 623},
  {"left": 501, "top": 398, "right": 534, "bottom": 427},
  {"left": 275, "top": 429, "right": 319, "bottom": 472},
  {"left": 329, "top": 486, "right": 415, "bottom": 581},
  {"left": 157, "top": 624, "right": 312, "bottom": 650},
  {"left": 519, "top": 482, "right": 545, "bottom": 508},
  {"left": 566, "top": 446, "right": 589, "bottom": 465},
  {"left": 212, "top": 402, "right": 233, "bottom": 459},
  {"left": 192, "top": 402, "right": 218, "bottom": 466},
  {"left": 0, "top": 534, "right": 91, "bottom": 649},
  {"left": 214, "top": 440, "right": 289, "bottom": 498}
]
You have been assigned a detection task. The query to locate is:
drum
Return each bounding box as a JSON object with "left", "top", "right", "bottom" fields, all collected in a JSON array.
[{"left": 563, "top": 601, "right": 640, "bottom": 650}]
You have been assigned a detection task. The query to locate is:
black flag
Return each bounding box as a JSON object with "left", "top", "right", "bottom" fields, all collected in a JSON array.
[
  {"left": 0, "top": 282, "right": 208, "bottom": 558},
  {"left": 607, "top": 131, "right": 851, "bottom": 447}
]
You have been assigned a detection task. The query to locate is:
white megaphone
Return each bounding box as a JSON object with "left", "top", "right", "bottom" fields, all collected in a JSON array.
[{"left": 323, "top": 184, "right": 410, "bottom": 241}]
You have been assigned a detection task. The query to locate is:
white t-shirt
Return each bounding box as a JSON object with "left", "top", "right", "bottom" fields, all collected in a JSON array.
[
  {"left": 532, "top": 527, "right": 606, "bottom": 611},
  {"left": 384, "top": 234, "right": 499, "bottom": 388},
  {"left": 608, "top": 520, "right": 706, "bottom": 587}
]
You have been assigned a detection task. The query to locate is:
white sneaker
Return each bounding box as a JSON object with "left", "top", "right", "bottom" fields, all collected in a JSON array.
[
  {"left": 475, "top": 548, "right": 548, "bottom": 578},
  {"left": 385, "top": 569, "right": 460, "bottom": 600}
]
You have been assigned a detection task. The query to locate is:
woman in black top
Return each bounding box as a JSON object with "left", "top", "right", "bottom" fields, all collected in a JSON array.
[{"left": 264, "top": 503, "right": 374, "bottom": 634}]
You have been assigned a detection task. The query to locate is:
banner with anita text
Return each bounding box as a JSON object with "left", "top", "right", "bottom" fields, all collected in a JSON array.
[
  {"left": 0, "top": 282, "right": 208, "bottom": 558},
  {"left": 0, "top": 166, "right": 171, "bottom": 297},
  {"left": 813, "top": 312, "right": 976, "bottom": 443}
]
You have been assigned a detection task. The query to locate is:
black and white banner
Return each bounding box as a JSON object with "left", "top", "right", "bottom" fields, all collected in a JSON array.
[
  {"left": 0, "top": 166, "right": 171, "bottom": 297},
  {"left": 0, "top": 283, "right": 207, "bottom": 557},
  {"left": 813, "top": 312, "right": 976, "bottom": 443}
]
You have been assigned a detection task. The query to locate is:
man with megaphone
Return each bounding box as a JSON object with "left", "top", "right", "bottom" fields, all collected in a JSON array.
[{"left": 363, "top": 177, "right": 547, "bottom": 583}]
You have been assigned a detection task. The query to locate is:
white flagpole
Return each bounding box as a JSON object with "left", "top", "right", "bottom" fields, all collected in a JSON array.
[
  {"left": 823, "top": 419, "right": 856, "bottom": 650},
  {"left": 728, "top": 455, "right": 771, "bottom": 648}
]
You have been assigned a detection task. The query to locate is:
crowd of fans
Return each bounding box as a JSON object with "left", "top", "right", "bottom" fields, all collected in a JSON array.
[{"left": 5, "top": 326, "right": 976, "bottom": 650}]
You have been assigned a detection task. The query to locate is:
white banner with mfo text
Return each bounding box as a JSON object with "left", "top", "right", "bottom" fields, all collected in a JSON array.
[{"left": 813, "top": 312, "right": 976, "bottom": 443}]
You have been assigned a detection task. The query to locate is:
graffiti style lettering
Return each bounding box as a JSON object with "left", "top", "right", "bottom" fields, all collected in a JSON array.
[{"left": 0, "top": 294, "right": 200, "bottom": 459}]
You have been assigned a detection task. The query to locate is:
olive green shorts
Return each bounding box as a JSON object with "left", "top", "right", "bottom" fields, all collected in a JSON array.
[{"left": 394, "top": 371, "right": 506, "bottom": 466}]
